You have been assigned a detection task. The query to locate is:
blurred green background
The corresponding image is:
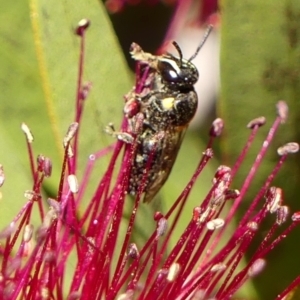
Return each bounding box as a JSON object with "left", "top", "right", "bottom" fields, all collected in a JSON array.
[{"left": 1, "top": 0, "right": 300, "bottom": 298}]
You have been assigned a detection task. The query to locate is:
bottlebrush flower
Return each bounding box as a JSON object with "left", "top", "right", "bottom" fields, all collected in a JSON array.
[{"left": 0, "top": 19, "right": 300, "bottom": 300}]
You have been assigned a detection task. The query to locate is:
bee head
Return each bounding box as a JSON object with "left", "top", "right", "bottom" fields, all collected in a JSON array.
[
  {"left": 157, "top": 55, "right": 198, "bottom": 91},
  {"left": 157, "top": 25, "right": 213, "bottom": 91}
]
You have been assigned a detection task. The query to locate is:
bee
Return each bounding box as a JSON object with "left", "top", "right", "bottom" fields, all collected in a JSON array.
[{"left": 120, "top": 26, "right": 213, "bottom": 202}]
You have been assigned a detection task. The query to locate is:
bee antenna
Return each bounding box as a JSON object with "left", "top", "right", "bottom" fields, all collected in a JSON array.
[
  {"left": 188, "top": 24, "right": 213, "bottom": 62},
  {"left": 172, "top": 41, "right": 183, "bottom": 66}
]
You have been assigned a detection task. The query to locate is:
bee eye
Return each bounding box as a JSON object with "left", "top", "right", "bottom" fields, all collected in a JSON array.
[{"left": 157, "top": 59, "right": 180, "bottom": 82}]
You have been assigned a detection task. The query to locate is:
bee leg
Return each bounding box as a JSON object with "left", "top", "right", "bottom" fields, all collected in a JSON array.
[{"left": 105, "top": 123, "right": 134, "bottom": 144}]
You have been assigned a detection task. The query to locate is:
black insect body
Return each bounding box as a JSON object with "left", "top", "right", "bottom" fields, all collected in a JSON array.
[{"left": 122, "top": 27, "right": 212, "bottom": 202}]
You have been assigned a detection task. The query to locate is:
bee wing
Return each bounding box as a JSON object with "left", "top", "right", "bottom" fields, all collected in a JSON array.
[{"left": 143, "top": 127, "right": 187, "bottom": 203}]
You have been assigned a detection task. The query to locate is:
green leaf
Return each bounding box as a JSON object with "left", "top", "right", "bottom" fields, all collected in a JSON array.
[
  {"left": 30, "top": 0, "right": 132, "bottom": 186},
  {"left": 221, "top": 0, "right": 300, "bottom": 298},
  {"left": 0, "top": 0, "right": 45, "bottom": 222},
  {"left": 0, "top": 0, "right": 132, "bottom": 223}
]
